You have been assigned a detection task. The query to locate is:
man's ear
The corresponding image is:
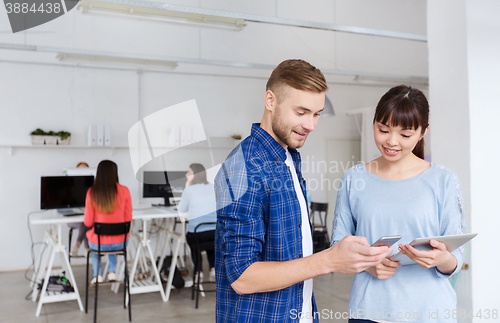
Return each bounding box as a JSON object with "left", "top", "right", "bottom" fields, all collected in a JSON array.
[{"left": 264, "top": 90, "right": 276, "bottom": 113}]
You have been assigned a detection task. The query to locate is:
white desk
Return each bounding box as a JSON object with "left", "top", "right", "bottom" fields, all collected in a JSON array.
[
  {"left": 29, "top": 211, "right": 85, "bottom": 317},
  {"left": 29, "top": 206, "right": 186, "bottom": 316}
]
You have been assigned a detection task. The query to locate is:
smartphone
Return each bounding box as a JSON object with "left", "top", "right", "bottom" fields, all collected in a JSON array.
[{"left": 371, "top": 235, "right": 401, "bottom": 247}]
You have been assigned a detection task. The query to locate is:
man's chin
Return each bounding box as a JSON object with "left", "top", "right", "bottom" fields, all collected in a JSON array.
[{"left": 287, "top": 139, "right": 306, "bottom": 149}]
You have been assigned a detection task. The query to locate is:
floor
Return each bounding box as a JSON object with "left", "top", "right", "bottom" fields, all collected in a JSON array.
[{"left": 0, "top": 259, "right": 354, "bottom": 323}]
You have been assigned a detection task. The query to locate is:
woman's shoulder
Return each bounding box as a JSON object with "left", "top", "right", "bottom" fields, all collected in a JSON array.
[
  {"left": 189, "top": 183, "right": 215, "bottom": 191},
  {"left": 428, "top": 163, "right": 458, "bottom": 179},
  {"left": 427, "top": 163, "right": 461, "bottom": 186},
  {"left": 342, "top": 163, "right": 367, "bottom": 179},
  {"left": 117, "top": 183, "right": 131, "bottom": 195}
]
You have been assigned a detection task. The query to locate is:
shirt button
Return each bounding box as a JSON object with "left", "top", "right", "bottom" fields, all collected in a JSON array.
[
  {"left": 299, "top": 283, "right": 303, "bottom": 288},
  {"left": 298, "top": 223, "right": 301, "bottom": 228},
  {"left": 287, "top": 166, "right": 290, "bottom": 170},
  {"left": 299, "top": 253, "right": 302, "bottom": 258},
  {"left": 294, "top": 194, "right": 297, "bottom": 198}
]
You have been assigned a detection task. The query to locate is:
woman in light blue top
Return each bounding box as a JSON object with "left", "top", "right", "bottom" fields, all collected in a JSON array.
[
  {"left": 178, "top": 163, "right": 217, "bottom": 282},
  {"left": 332, "top": 85, "right": 465, "bottom": 323}
]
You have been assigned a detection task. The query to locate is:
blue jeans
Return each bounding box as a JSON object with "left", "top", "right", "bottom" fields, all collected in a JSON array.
[{"left": 89, "top": 241, "right": 128, "bottom": 277}]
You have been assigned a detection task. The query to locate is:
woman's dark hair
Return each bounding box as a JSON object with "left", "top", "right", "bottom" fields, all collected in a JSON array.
[
  {"left": 189, "top": 163, "right": 208, "bottom": 185},
  {"left": 91, "top": 160, "right": 119, "bottom": 214},
  {"left": 373, "top": 85, "right": 429, "bottom": 159}
]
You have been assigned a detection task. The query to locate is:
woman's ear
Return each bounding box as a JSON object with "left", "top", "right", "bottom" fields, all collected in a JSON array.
[{"left": 421, "top": 125, "right": 429, "bottom": 139}]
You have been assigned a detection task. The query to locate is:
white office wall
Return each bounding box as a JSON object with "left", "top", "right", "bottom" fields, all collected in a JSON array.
[
  {"left": 428, "top": 0, "right": 500, "bottom": 320},
  {"left": 427, "top": 2, "right": 472, "bottom": 320},
  {"left": 0, "top": 1, "right": 427, "bottom": 271},
  {"left": 466, "top": 0, "right": 500, "bottom": 315}
]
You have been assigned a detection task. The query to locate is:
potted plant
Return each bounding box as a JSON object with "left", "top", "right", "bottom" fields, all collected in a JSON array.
[
  {"left": 30, "top": 128, "right": 46, "bottom": 145},
  {"left": 57, "top": 131, "right": 71, "bottom": 145},
  {"left": 30, "top": 129, "right": 72, "bottom": 145}
]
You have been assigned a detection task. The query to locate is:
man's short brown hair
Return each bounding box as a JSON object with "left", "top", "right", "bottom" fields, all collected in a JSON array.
[{"left": 266, "top": 59, "right": 328, "bottom": 103}]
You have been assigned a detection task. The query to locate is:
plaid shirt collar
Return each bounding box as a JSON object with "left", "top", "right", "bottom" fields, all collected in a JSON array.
[{"left": 251, "top": 123, "right": 303, "bottom": 173}]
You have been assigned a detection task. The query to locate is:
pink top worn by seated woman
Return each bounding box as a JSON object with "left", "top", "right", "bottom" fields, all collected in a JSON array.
[{"left": 84, "top": 184, "right": 133, "bottom": 245}]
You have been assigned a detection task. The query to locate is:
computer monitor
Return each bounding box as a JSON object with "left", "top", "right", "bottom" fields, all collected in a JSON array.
[
  {"left": 142, "top": 171, "right": 186, "bottom": 206},
  {"left": 41, "top": 176, "right": 94, "bottom": 211}
]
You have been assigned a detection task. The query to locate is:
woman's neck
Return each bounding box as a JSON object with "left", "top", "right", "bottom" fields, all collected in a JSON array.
[{"left": 367, "top": 154, "right": 430, "bottom": 181}]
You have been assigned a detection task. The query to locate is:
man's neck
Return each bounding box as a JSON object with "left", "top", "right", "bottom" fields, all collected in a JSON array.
[{"left": 260, "top": 117, "right": 288, "bottom": 150}]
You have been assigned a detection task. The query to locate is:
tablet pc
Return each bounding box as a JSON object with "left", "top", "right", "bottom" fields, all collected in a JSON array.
[{"left": 391, "top": 233, "right": 477, "bottom": 266}]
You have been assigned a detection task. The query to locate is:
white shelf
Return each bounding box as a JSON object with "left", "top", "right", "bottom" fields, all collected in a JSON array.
[
  {"left": 0, "top": 145, "right": 128, "bottom": 149},
  {"left": 0, "top": 138, "right": 240, "bottom": 156},
  {"left": 0, "top": 144, "right": 128, "bottom": 156}
]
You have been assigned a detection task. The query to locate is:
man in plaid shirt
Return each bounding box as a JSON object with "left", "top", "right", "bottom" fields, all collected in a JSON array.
[{"left": 214, "top": 59, "right": 392, "bottom": 323}]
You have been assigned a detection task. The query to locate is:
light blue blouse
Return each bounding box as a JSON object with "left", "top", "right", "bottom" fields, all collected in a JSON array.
[
  {"left": 178, "top": 183, "right": 217, "bottom": 233},
  {"left": 332, "top": 163, "right": 465, "bottom": 323}
]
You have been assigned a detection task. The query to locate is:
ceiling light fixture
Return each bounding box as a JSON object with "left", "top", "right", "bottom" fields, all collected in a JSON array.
[
  {"left": 56, "top": 51, "right": 178, "bottom": 69},
  {"left": 320, "top": 96, "right": 335, "bottom": 118},
  {"left": 78, "top": 0, "right": 246, "bottom": 30}
]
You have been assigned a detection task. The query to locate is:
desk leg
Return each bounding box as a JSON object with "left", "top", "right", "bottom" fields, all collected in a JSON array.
[
  {"left": 35, "top": 226, "right": 84, "bottom": 317},
  {"left": 129, "top": 242, "right": 142, "bottom": 292},
  {"left": 128, "top": 230, "right": 167, "bottom": 302},
  {"left": 155, "top": 229, "right": 169, "bottom": 283},
  {"left": 36, "top": 247, "right": 56, "bottom": 317},
  {"left": 164, "top": 236, "right": 181, "bottom": 301},
  {"left": 31, "top": 231, "right": 49, "bottom": 290},
  {"left": 58, "top": 246, "right": 84, "bottom": 312},
  {"left": 145, "top": 239, "right": 166, "bottom": 301},
  {"left": 32, "top": 233, "right": 53, "bottom": 302}
]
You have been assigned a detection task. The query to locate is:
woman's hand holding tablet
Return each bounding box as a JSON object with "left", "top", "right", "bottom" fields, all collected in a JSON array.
[{"left": 398, "top": 240, "right": 457, "bottom": 274}]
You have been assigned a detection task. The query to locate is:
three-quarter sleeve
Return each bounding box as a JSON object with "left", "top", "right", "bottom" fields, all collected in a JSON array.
[
  {"left": 177, "top": 187, "right": 190, "bottom": 213},
  {"left": 331, "top": 171, "right": 356, "bottom": 246},
  {"left": 435, "top": 172, "right": 466, "bottom": 278},
  {"left": 216, "top": 162, "right": 265, "bottom": 285},
  {"left": 83, "top": 189, "right": 95, "bottom": 228},
  {"left": 123, "top": 186, "right": 133, "bottom": 222}
]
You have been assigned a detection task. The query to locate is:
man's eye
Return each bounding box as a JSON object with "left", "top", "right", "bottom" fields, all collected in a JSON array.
[{"left": 297, "top": 112, "right": 305, "bottom": 116}]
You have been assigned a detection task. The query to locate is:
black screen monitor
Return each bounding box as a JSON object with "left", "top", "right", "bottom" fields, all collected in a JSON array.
[
  {"left": 41, "top": 175, "right": 94, "bottom": 210},
  {"left": 143, "top": 171, "right": 186, "bottom": 206}
]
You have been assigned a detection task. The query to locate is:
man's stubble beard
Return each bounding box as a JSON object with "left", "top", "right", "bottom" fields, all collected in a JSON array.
[{"left": 271, "top": 105, "right": 306, "bottom": 150}]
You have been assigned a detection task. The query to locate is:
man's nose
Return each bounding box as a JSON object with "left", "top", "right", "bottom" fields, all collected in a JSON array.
[{"left": 302, "top": 116, "right": 316, "bottom": 133}]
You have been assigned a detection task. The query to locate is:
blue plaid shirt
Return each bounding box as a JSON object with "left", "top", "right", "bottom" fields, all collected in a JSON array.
[{"left": 215, "top": 123, "right": 317, "bottom": 323}]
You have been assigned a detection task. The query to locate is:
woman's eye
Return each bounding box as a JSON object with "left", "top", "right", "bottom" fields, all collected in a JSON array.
[
  {"left": 379, "top": 129, "right": 388, "bottom": 133},
  {"left": 401, "top": 134, "right": 411, "bottom": 138}
]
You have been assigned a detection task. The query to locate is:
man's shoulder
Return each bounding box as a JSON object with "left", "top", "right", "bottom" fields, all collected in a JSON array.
[{"left": 220, "top": 135, "right": 269, "bottom": 172}]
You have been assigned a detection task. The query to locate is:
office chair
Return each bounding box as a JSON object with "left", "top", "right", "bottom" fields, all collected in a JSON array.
[
  {"left": 191, "top": 222, "right": 216, "bottom": 309},
  {"left": 85, "top": 222, "right": 132, "bottom": 322},
  {"left": 309, "top": 202, "right": 330, "bottom": 252}
]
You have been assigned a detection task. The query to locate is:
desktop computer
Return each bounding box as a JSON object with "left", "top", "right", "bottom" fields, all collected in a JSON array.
[
  {"left": 40, "top": 175, "right": 94, "bottom": 215},
  {"left": 142, "top": 171, "right": 186, "bottom": 206}
]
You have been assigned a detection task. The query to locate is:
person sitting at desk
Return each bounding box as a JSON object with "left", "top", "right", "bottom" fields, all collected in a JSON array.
[
  {"left": 84, "top": 160, "right": 132, "bottom": 284},
  {"left": 177, "top": 163, "right": 217, "bottom": 283}
]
